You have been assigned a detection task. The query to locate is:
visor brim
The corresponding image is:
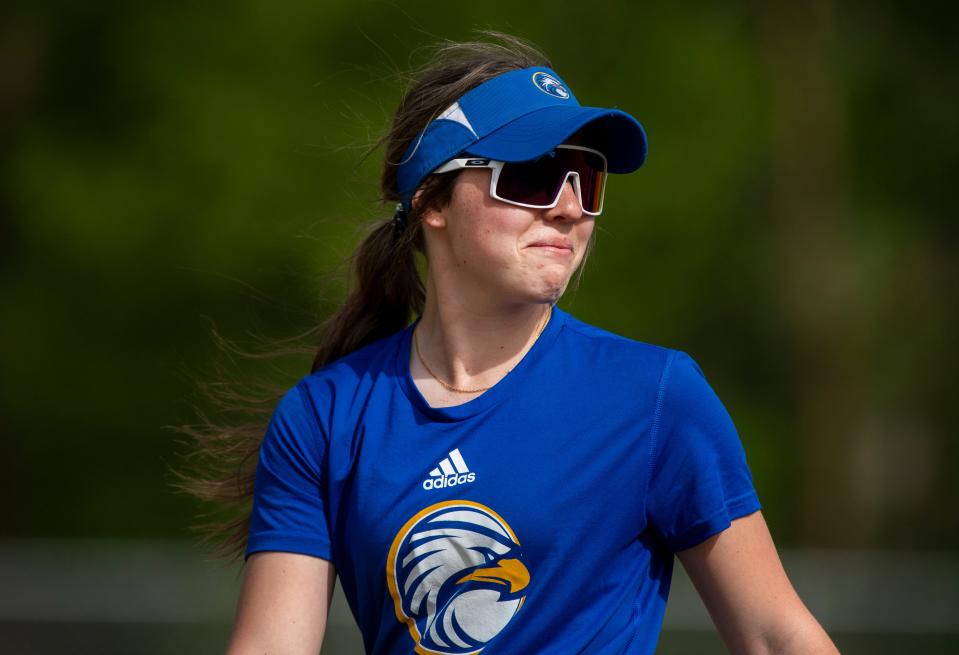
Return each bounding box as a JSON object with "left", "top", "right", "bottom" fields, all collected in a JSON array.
[{"left": 463, "top": 105, "right": 647, "bottom": 173}]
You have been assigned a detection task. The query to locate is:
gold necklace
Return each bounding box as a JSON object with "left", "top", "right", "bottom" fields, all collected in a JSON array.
[{"left": 413, "top": 306, "right": 552, "bottom": 394}]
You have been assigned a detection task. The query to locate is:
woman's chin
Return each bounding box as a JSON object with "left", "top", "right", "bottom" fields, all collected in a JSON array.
[{"left": 526, "top": 280, "right": 568, "bottom": 305}]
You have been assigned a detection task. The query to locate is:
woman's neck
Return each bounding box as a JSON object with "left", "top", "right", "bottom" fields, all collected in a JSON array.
[{"left": 411, "top": 296, "right": 552, "bottom": 404}]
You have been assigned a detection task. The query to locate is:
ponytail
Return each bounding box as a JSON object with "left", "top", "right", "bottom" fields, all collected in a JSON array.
[{"left": 310, "top": 216, "right": 423, "bottom": 372}]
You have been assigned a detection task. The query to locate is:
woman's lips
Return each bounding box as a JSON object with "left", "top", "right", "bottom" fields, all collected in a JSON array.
[{"left": 528, "top": 244, "right": 573, "bottom": 255}]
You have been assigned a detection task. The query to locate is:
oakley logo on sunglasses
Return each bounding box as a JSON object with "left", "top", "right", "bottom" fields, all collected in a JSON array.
[
  {"left": 464, "top": 159, "right": 492, "bottom": 167},
  {"left": 532, "top": 72, "right": 570, "bottom": 100}
]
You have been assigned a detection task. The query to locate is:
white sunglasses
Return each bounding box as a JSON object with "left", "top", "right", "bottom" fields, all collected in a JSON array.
[{"left": 432, "top": 144, "right": 608, "bottom": 216}]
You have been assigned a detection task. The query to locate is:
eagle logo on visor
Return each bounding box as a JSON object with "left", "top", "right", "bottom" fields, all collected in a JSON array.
[
  {"left": 386, "top": 501, "right": 530, "bottom": 654},
  {"left": 532, "top": 72, "right": 570, "bottom": 99}
]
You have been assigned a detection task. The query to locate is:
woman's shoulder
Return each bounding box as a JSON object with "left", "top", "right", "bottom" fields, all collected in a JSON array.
[
  {"left": 562, "top": 315, "right": 714, "bottom": 391},
  {"left": 558, "top": 311, "right": 725, "bottom": 421},
  {"left": 559, "top": 308, "right": 676, "bottom": 364},
  {"left": 291, "top": 325, "right": 408, "bottom": 399}
]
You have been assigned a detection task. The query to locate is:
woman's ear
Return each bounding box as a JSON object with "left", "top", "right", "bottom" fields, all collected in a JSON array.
[{"left": 413, "top": 189, "right": 447, "bottom": 229}]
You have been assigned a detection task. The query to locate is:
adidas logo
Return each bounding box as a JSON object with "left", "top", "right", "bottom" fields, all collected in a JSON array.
[{"left": 422, "top": 448, "right": 476, "bottom": 491}]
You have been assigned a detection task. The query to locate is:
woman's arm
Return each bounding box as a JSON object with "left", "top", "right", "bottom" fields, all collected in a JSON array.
[
  {"left": 226, "top": 552, "right": 337, "bottom": 655},
  {"left": 676, "top": 511, "right": 840, "bottom": 655}
]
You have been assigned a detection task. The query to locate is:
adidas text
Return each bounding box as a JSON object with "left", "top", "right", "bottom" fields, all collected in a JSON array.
[{"left": 423, "top": 472, "right": 476, "bottom": 490}]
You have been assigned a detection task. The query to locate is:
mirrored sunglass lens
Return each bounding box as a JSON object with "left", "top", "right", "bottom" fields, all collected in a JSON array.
[
  {"left": 563, "top": 149, "right": 605, "bottom": 213},
  {"left": 496, "top": 156, "right": 565, "bottom": 206},
  {"left": 496, "top": 148, "right": 606, "bottom": 211}
]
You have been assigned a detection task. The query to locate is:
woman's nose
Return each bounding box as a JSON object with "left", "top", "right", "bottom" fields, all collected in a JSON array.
[{"left": 546, "top": 175, "right": 583, "bottom": 220}]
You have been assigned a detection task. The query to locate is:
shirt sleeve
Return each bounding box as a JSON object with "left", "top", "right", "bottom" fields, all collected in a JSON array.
[
  {"left": 644, "top": 350, "right": 762, "bottom": 553},
  {"left": 244, "top": 381, "right": 333, "bottom": 562}
]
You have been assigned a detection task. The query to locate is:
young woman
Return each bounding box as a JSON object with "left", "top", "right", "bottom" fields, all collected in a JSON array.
[{"left": 206, "top": 34, "right": 839, "bottom": 655}]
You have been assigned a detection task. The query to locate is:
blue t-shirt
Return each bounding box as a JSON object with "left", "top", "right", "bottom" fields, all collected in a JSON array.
[{"left": 246, "top": 306, "right": 761, "bottom": 655}]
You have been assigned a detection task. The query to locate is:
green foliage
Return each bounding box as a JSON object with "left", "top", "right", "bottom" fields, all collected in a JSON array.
[{"left": 1, "top": 1, "right": 956, "bottom": 548}]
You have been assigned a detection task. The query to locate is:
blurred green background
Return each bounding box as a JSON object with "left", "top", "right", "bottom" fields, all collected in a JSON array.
[{"left": 2, "top": 0, "right": 956, "bottom": 653}]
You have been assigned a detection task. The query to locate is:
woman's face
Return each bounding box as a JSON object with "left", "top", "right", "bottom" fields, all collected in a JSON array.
[{"left": 422, "top": 166, "right": 595, "bottom": 307}]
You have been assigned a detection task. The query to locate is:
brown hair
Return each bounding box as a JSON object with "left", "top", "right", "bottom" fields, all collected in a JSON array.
[{"left": 173, "top": 31, "right": 597, "bottom": 563}]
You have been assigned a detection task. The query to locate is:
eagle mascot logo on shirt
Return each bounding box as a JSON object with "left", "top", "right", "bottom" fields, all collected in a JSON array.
[{"left": 386, "top": 500, "right": 530, "bottom": 654}]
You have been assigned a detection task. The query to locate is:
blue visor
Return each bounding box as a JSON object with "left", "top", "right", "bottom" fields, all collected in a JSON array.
[{"left": 395, "top": 67, "right": 648, "bottom": 208}]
